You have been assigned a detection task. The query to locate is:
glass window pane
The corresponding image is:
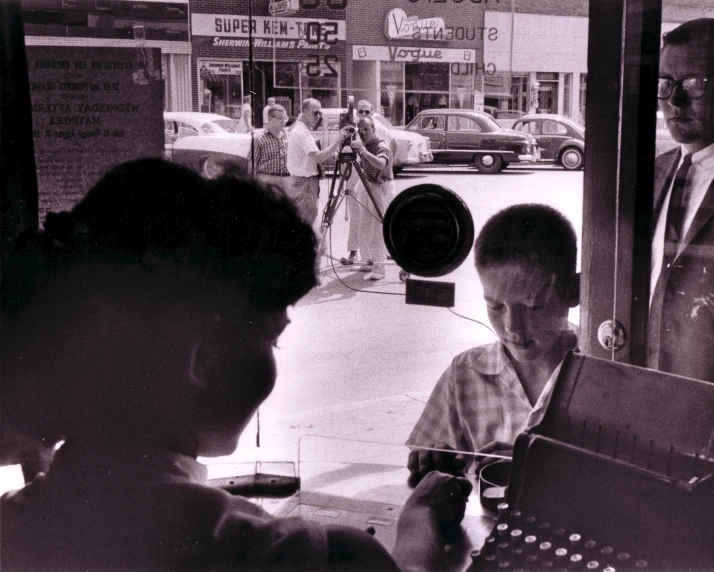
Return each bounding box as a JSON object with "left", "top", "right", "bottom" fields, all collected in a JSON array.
[{"left": 647, "top": 4, "right": 714, "bottom": 383}]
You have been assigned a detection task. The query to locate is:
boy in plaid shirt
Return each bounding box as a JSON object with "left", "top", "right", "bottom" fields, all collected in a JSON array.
[{"left": 407, "top": 204, "right": 579, "bottom": 486}]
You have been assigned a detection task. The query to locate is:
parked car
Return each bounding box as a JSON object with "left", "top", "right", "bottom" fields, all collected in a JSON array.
[
  {"left": 656, "top": 110, "right": 678, "bottom": 155},
  {"left": 404, "top": 109, "right": 539, "bottom": 173},
  {"left": 313, "top": 108, "right": 433, "bottom": 176},
  {"left": 511, "top": 114, "right": 585, "bottom": 170},
  {"left": 163, "top": 111, "right": 251, "bottom": 178},
  {"left": 483, "top": 107, "right": 526, "bottom": 129}
]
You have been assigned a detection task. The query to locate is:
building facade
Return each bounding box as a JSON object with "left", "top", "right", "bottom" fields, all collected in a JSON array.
[
  {"left": 345, "top": 0, "right": 491, "bottom": 126},
  {"left": 188, "top": 0, "right": 346, "bottom": 125},
  {"left": 22, "top": 0, "right": 709, "bottom": 126}
]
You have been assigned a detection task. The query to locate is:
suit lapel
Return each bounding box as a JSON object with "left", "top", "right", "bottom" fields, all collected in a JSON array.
[{"left": 679, "top": 178, "right": 714, "bottom": 256}]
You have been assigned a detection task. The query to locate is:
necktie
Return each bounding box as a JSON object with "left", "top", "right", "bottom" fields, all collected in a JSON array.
[
  {"left": 647, "top": 152, "right": 693, "bottom": 369},
  {"left": 662, "top": 153, "right": 693, "bottom": 256}
]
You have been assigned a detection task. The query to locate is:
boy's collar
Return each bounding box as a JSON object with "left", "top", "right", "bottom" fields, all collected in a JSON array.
[
  {"left": 471, "top": 341, "right": 511, "bottom": 375},
  {"left": 473, "top": 330, "right": 579, "bottom": 376}
]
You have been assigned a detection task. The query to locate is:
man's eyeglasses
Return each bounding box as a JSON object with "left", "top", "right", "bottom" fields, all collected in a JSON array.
[
  {"left": 658, "top": 76, "right": 710, "bottom": 100},
  {"left": 312, "top": 110, "right": 323, "bottom": 117},
  {"left": 357, "top": 109, "right": 372, "bottom": 115}
]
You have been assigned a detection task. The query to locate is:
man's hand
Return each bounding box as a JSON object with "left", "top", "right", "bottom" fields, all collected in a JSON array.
[
  {"left": 337, "top": 126, "right": 355, "bottom": 142},
  {"left": 350, "top": 138, "right": 364, "bottom": 153},
  {"left": 393, "top": 471, "right": 473, "bottom": 570},
  {"left": 407, "top": 444, "right": 467, "bottom": 488},
  {"left": 404, "top": 471, "right": 473, "bottom": 533}
]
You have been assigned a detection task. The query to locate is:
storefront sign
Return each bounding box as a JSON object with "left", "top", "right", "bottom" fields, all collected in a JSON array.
[
  {"left": 192, "top": 14, "right": 345, "bottom": 42},
  {"left": 385, "top": 8, "right": 445, "bottom": 40},
  {"left": 269, "top": 0, "right": 299, "bottom": 16},
  {"left": 201, "top": 61, "right": 242, "bottom": 75},
  {"left": 353, "top": 45, "right": 476, "bottom": 64},
  {"left": 194, "top": 36, "right": 339, "bottom": 51},
  {"left": 27, "top": 46, "right": 164, "bottom": 218}
]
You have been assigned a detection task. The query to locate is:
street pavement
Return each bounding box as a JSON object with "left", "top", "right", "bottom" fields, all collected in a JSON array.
[{"left": 204, "top": 164, "right": 584, "bottom": 477}]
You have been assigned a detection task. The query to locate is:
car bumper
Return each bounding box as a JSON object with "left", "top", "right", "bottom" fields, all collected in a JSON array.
[
  {"left": 398, "top": 151, "right": 434, "bottom": 165},
  {"left": 518, "top": 148, "right": 539, "bottom": 162}
]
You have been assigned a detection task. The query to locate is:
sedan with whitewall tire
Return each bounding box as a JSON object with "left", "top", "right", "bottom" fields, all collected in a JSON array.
[{"left": 404, "top": 109, "right": 539, "bottom": 174}]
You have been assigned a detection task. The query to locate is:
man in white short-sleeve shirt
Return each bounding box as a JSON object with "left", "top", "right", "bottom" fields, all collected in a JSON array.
[{"left": 286, "top": 98, "right": 350, "bottom": 225}]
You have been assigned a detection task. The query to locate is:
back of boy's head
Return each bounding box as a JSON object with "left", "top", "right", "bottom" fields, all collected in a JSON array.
[{"left": 474, "top": 204, "right": 577, "bottom": 285}]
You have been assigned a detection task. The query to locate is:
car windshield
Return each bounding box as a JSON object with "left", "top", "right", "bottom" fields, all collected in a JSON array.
[{"left": 201, "top": 119, "right": 241, "bottom": 134}]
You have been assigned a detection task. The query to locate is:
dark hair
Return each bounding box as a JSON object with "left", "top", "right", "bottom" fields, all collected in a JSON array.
[
  {"left": 2, "top": 158, "right": 317, "bottom": 314},
  {"left": 1, "top": 159, "right": 316, "bottom": 447},
  {"left": 474, "top": 204, "right": 577, "bottom": 285},
  {"left": 662, "top": 18, "right": 714, "bottom": 49}
]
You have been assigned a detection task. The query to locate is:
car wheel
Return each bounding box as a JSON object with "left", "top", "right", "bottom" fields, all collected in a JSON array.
[
  {"left": 200, "top": 156, "right": 225, "bottom": 179},
  {"left": 559, "top": 147, "right": 584, "bottom": 170},
  {"left": 474, "top": 153, "right": 503, "bottom": 174},
  {"left": 392, "top": 165, "right": 404, "bottom": 177},
  {"left": 200, "top": 156, "right": 247, "bottom": 179}
]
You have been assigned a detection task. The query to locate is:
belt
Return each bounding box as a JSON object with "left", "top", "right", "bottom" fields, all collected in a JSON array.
[{"left": 260, "top": 173, "right": 291, "bottom": 177}]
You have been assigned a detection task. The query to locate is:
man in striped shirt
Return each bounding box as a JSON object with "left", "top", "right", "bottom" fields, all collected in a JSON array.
[{"left": 247, "top": 104, "right": 291, "bottom": 196}]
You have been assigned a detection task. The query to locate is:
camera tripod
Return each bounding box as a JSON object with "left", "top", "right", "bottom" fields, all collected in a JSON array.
[{"left": 315, "top": 145, "right": 410, "bottom": 283}]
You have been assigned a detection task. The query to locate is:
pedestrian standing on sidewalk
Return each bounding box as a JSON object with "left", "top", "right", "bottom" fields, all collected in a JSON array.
[
  {"left": 237, "top": 95, "right": 253, "bottom": 133},
  {"left": 247, "top": 104, "right": 291, "bottom": 196},
  {"left": 350, "top": 116, "right": 393, "bottom": 281},
  {"left": 262, "top": 97, "right": 276, "bottom": 126}
]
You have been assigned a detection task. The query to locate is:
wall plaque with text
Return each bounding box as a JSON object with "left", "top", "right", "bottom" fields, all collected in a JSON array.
[{"left": 26, "top": 46, "right": 164, "bottom": 220}]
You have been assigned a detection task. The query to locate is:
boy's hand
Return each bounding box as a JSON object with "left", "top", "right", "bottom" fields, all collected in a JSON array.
[
  {"left": 407, "top": 444, "right": 467, "bottom": 488},
  {"left": 475, "top": 441, "right": 513, "bottom": 474}
]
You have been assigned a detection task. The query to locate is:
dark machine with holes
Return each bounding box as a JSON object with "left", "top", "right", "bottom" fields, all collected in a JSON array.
[{"left": 468, "top": 352, "right": 714, "bottom": 571}]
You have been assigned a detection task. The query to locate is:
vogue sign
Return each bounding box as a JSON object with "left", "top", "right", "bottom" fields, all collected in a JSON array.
[{"left": 385, "top": 8, "right": 445, "bottom": 40}]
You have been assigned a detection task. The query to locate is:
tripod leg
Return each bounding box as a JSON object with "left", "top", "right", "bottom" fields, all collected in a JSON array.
[
  {"left": 352, "top": 164, "right": 384, "bottom": 223},
  {"left": 315, "top": 166, "right": 348, "bottom": 283}
]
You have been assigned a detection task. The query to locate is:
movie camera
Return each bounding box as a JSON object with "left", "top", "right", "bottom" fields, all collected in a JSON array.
[{"left": 337, "top": 96, "right": 358, "bottom": 160}]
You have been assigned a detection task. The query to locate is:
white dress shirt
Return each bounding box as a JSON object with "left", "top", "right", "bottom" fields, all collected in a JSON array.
[
  {"left": 650, "top": 142, "right": 714, "bottom": 303},
  {"left": 286, "top": 120, "right": 320, "bottom": 177}
]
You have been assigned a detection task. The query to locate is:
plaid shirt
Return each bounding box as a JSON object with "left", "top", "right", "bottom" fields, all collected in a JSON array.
[
  {"left": 360, "top": 137, "right": 393, "bottom": 184},
  {"left": 248, "top": 129, "right": 288, "bottom": 176},
  {"left": 406, "top": 339, "right": 574, "bottom": 461}
]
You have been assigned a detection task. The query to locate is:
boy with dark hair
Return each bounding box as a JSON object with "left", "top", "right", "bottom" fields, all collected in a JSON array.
[{"left": 407, "top": 204, "right": 579, "bottom": 485}]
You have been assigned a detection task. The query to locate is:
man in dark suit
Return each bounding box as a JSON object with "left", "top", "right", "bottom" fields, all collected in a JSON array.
[{"left": 649, "top": 19, "right": 714, "bottom": 381}]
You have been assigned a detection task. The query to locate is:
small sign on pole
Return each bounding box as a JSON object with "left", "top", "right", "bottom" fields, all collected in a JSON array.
[{"left": 269, "top": 0, "right": 298, "bottom": 16}]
